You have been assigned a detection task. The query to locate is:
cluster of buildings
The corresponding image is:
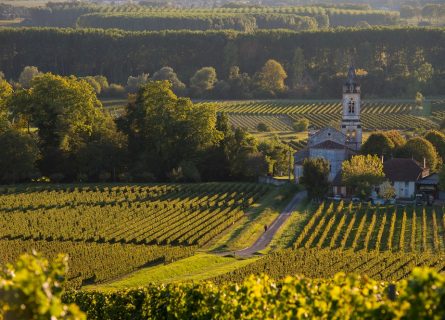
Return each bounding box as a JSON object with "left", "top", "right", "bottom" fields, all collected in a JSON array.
[{"left": 293, "top": 66, "right": 440, "bottom": 201}]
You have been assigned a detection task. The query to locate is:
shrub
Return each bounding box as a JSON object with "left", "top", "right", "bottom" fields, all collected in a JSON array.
[
  {"left": 293, "top": 118, "right": 309, "bottom": 132},
  {"left": 256, "top": 122, "right": 270, "bottom": 132}
]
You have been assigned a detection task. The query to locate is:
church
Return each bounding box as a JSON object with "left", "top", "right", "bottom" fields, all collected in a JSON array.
[{"left": 294, "top": 66, "right": 362, "bottom": 196}]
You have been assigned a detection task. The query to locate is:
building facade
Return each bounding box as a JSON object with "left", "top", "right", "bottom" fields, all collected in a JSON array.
[{"left": 294, "top": 66, "right": 362, "bottom": 195}]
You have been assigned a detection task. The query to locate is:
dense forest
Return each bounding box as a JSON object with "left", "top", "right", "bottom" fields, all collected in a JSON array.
[{"left": 0, "top": 27, "right": 443, "bottom": 98}]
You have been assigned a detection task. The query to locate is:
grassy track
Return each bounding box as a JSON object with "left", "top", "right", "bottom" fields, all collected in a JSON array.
[
  {"left": 87, "top": 253, "right": 257, "bottom": 291},
  {"left": 205, "top": 185, "right": 298, "bottom": 252}
]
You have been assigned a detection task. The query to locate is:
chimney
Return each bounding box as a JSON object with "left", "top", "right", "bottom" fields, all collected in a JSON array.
[
  {"left": 423, "top": 157, "right": 426, "bottom": 169},
  {"left": 381, "top": 155, "right": 384, "bottom": 164}
]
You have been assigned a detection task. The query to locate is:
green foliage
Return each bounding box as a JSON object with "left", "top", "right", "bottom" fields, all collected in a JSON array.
[
  {"left": 0, "top": 78, "right": 12, "bottom": 131},
  {"left": 18, "top": 66, "right": 41, "bottom": 89},
  {"left": 301, "top": 158, "right": 330, "bottom": 200},
  {"left": 198, "top": 100, "right": 436, "bottom": 131},
  {"left": 0, "top": 129, "right": 40, "bottom": 183},
  {"left": 126, "top": 73, "right": 149, "bottom": 93},
  {"left": 342, "top": 155, "right": 385, "bottom": 198},
  {"left": 124, "top": 80, "right": 220, "bottom": 180},
  {"left": 0, "top": 253, "right": 85, "bottom": 319},
  {"left": 292, "top": 118, "right": 309, "bottom": 132},
  {"left": 152, "top": 66, "right": 186, "bottom": 96},
  {"left": 256, "top": 122, "right": 270, "bottom": 132},
  {"left": 397, "top": 137, "right": 439, "bottom": 170},
  {"left": 424, "top": 130, "right": 445, "bottom": 162},
  {"left": 361, "top": 132, "right": 395, "bottom": 158},
  {"left": 8, "top": 73, "right": 120, "bottom": 180},
  {"left": 384, "top": 130, "right": 406, "bottom": 148},
  {"left": 254, "top": 59, "right": 287, "bottom": 97},
  {"left": 439, "top": 165, "right": 445, "bottom": 191},
  {"left": 0, "top": 183, "right": 269, "bottom": 287},
  {"left": 0, "top": 27, "right": 443, "bottom": 98},
  {"left": 379, "top": 181, "right": 396, "bottom": 200},
  {"left": 190, "top": 67, "right": 217, "bottom": 97},
  {"left": 65, "top": 267, "right": 445, "bottom": 320},
  {"left": 258, "top": 137, "right": 291, "bottom": 176}
]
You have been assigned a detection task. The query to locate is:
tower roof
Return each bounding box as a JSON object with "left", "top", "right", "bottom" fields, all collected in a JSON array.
[
  {"left": 343, "top": 65, "right": 360, "bottom": 94},
  {"left": 345, "top": 65, "right": 358, "bottom": 86}
]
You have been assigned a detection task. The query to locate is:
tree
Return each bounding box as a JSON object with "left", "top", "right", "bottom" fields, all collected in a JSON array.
[
  {"left": 254, "top": 59, "right": 287, "bottom": 96},
  {"left": 190, "top": 67, "right": 217, "bottom": 97},
  {"left": 414, "top": 63, "right": 433, "bottom": 83},
  {"left": 384, "top": 130, "right": 406, "bottom": 148},
  {"left": 400, "top": 5, "right": 418, "bottom": 19},
  {"left": 289, "top": 47, "right": 305, "bottom": 90},
  {"left": 224, "top": 127, "right": 263, "bottom": 180},
  {"left": 439, "top": 165, "right": 445, "bottom": 191},
  {"left": 9, "top": 73, "right": 118, "bottom": 179},
  {"left": 81, "top": 76, "right": 102, "bottom": 94},
  {"left": 257, "top": 122, "right": 270, "bottom": 132},
  {"left": 293, "top": 119, "right": 309, "bottom": 132},
  {"left": 18, "top": 66, "right": 41, "bottom": 89},
  {"left": 361, "top": 132, "right": 395, "bottom": 159},
  {"left": 228, "top": 66, "right": 252, "bottom": 99},
  {"left": 0, "top": 78, "right": 12, "bottom": 131},
  {"left": 258, "top": 137, "right": 290, "bottom": 176},
  {"left": 127, "top": 73, "right": 149, "bottom": 93},
  {"left": 0, "top": 129, "right": 40, "bottom": 183},
  {"left": 124, "top": 80, "right": 220, "bottom": 180},
  {"left": 424, "top": 130, "right": 445, "bottom": 162},
  {"left": 342, "top": 155, "right": 385, "bottom": 199},
  {"left": 152, "top": 66, "right": 186, "bottom": 96},
  {"left": 93, "top": 75, "right": 109, "bottom": 91},
  {"left": 0, "top": 253, "right": 85, "bottom": 319},
  {"left": 301, "top": 158, "right": 330, "bottom": 201},
  {"left": 379, "top": 181, "right": 396, "bottom": 200},
  {"left": 397, "top": 137, "right": 439, "bottom": 170}
]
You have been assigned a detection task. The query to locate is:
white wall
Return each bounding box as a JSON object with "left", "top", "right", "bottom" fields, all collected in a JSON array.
[{"left": 393, "top": 181, "right": 416, "bottom": 198}]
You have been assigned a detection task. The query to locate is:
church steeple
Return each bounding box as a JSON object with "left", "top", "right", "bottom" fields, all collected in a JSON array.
[{"left": 341, "top": 65, "right": 362, "bottom": 151}]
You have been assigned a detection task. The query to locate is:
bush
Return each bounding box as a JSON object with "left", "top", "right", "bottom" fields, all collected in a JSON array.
[
  {"left": 103, "top": 83, "right": 126, "bottom": 98},
  {"left": 293, "top": 118, "right": 309, "bottom": 132},
  {"left": 256, "top": 122, "right": 270, "bottom": 132},
  {"left": 0, "top": 253, "right": 85, "bottom": 319},
  {"left": 63, "top": 268, "right": 445, "bottom": 320}
]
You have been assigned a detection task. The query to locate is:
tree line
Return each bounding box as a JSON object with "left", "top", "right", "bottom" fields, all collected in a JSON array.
[
  {"left": 77, "top": 12, "right": 319, "bottom": 32},
  {"left": 17, "top": 2, "right": 400, "bottom": 29},
  {"left": 0, "top": 73, "right": 291, "bottom": 184},
  {"left": 0, "top": 27, "right": 443, "bottom": 98}
]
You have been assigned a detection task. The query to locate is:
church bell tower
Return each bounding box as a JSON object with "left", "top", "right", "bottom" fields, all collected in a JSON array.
[{"left": 341, "top": 65, "right": 362, "bottom": 151}]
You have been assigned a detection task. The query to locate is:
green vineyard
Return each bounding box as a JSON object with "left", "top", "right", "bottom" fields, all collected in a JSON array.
[
  {"left": 294, "top": 202, "right": 445, "bottom": 252},
  {"left": 213, "top": 201, "right": 445, "bottom": 283},
  {"left": 0, "top": 183, "right": 271, "bottom": 288},
  {"left": 0, "top": 240, "right": 195, "bottom": 289},
  {"left": 213, "top": 248, "right": 445, "bottom": 283},
  {"left": 195, "top": 100, "right": 438, "bottom": 131},
  {"left": 0, "top": 183, "right": 269, "bottom": 246}
]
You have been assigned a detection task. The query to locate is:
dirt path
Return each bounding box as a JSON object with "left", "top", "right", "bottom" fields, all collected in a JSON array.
[{"left": 232, "top": 190, "right": 307, "bottom": 257}]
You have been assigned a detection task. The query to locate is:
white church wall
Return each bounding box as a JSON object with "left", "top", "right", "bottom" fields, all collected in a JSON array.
[{"left": 308, "top": 128, "right": 346, "bottom": 147}]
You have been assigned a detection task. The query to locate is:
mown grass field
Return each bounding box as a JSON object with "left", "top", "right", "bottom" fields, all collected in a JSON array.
[{"left": 88, "top": 253, "right": 258, "bottom": 291}]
